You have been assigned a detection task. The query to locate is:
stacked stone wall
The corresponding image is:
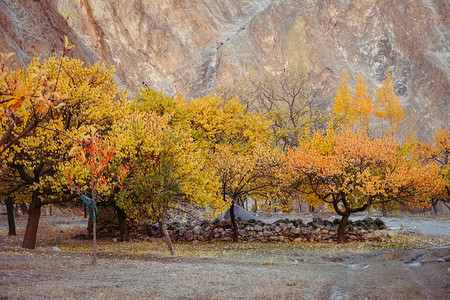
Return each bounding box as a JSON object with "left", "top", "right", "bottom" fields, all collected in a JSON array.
[
  {"left": 90, "top": 205, "right": 390, "bottom": 243},
  {"left": 146, "top": 217, "right": 389, "bottom": 243}
]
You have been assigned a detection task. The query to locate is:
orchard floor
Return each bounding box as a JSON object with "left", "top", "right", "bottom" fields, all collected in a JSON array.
[{"left": 1, "top": 211, "right": 449, "bottom": 300}]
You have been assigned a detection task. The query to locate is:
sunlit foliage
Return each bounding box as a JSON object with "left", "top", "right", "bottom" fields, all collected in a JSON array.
[
  {"left": 375, "top": 70, "right": 404, "bottom": 137},
  {"left": 332, "top": 72, "right": 375, "bottom": 132},
  {"left": 0, "top": 53, "right": 125, "bottom": 249},
  {"left": 285, "top": 126, "right": 445, "bottom": 242}
]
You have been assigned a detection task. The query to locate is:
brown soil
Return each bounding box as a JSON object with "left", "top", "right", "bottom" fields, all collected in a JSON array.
[{"left": 1, "top": 212, "right": 449, "bottom": 300}]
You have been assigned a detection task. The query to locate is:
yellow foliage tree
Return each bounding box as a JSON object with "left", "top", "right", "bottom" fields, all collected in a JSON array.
[
  {"left": 0, "top": 35, "right": 76, "bottom": 154},
  {"left": 332, "top": 72, "right": 354, "bottom": 126},
  {"left": 188, "top": 95, "right": 271, "bottom": 152},
  {"left": 0, "top": 53, "right": 65, "bottom": 154},
  {"left": 210, "top": 141, "right": 284, "bottom": 241},
  {"left": 0, "top": 54, "right": 125, "bottom": 249},
  {"left": 353, "top": 74, "right": 373, "bottom": 130},
  {"left": 188, "top": 94, "right": 287, "bottom": 239},
  {"left": 332, "top": 73, "right": 375, "bottom": 131},
  {"left": 375, "top": 70, "right": 404, "bottom": 137},
  {"left": 111, "top": 90, "right": 220, "bottom": 254}
]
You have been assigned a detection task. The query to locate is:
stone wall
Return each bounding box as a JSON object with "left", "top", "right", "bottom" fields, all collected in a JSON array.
[
  {"left": 146, "top": 217, "right": 390, "bottom": 243},
  {"left": 90, "top": 205, "right": 390, "bottom": 243},
  {"left": 87, "top": 205, "right": 135, "bottom": 239}
]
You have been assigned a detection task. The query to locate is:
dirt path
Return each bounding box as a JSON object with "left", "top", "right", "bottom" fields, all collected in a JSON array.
[
  {"left": 1, "top": 212, "right": 450, "bottom": 299},
  {"left": 381, "top": 217, "right": 450, "bottom": 236},
  {"left": 1, "top": 245, "right": 449, "bottom": 299}
]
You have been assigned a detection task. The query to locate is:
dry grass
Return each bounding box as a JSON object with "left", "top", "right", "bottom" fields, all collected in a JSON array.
[
  {"left": 1, "top": 218, "right": 448, "bottom": 264},
  {"left": 1, "top": 212, "right": 450, "bottom": 300}
]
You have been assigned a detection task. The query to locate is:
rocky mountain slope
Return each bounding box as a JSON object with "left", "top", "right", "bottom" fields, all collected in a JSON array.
[{"left": 0, "top": 0, "right": 448, "bottom": 140}]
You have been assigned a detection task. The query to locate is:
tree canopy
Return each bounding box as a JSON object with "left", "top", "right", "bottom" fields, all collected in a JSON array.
[
  {"left": 285, "top": 126, "right": 445, "bottom": 242},
  {"left": 1, "top": 46, "right": 445, "bottom": 249}
]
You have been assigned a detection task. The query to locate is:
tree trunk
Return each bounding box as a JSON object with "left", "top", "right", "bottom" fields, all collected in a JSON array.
[
  {"left": 92, "top": 220, "right": 97, "bottom": 264},
  {"left": 6, "top": 196, "right": 16, "bottom": 236},
  {"left": 116, "top": 206, "right": 129, "bottom": 242},
  {"left": 230, "top": 202, "right": 239, "bottom": 242},
  {"left": 13, "top": 204, "right": 19, "bottom": 218},
  {"left": 22, "top": 192, "right": 41, "bottom": 249},
  {"left": 337, "top": 212, "right": 350, "bottom": 244},
  {"left": 431, "top": 199, "right": 442, "bottom": 214},
  {"left": 19, "top": 203, "right": 28, "bottom": 215},
  {"left": 159, "top": 221, "right": 175, "bottom": 256}
]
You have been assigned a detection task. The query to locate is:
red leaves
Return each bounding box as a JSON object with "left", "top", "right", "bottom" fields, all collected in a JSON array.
[
  {"left": 117, "top": 162, "right": 131, "bottom": 186},
  {"left": 68, "top": 132, "right": 130, "bottom": 196}
]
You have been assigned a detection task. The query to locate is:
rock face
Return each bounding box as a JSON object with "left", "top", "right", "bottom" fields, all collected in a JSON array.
[{"left": 0, "top": 0, "right": 448, "bottom": 140}]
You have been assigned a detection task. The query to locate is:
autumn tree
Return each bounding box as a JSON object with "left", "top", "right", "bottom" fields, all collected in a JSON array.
[
  {"left": 375, "top": 70, "right": 404, "bottom": 137},
  {"left": 416, "top": 128, "right": 450, "bottom": 212},
  {"left": 332, "top": 70, "right": 403, "bottom": 137},
  {"left": 0, "top": 47, "right": 71, "bottom": 239},
  {"left": 332, "top": 73, "right": 374, "bottom": 132},
  {"left": 0, "top": 36, "right": 75, "bottom": 155},
  {"left": 65, "top": 130, "right": 128, "bottom": 263},
  {"left": 285, "top": 126, "right": 445, "bottom": 243},
  {"left": 0, "top": 54, "right": 124, "bottom": 249},
  {"left": 187, "top": 94, "right": 292, "bottom": 236},
  {"left": 332, "top": 72, "right": 354, "bottom": 126},
  {"left": 112, "top": 90, "right": 220, "bottom": 254},
  {"left": 210, "top": 142, "right": 284, "bottom": 242},
  {"left": 188, "top": 95, "right": 271, "bottom": 151},
  {"left": 353, "top": 74, "right": 373, "bottom": 130}
]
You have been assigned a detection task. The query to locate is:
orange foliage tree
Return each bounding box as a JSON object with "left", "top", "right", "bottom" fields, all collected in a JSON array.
[
  {"left": 285, "top": 126, "right": 445, "bottom": 243},
  {"left": 416, "top": 128, "right": 450, "bottom": 211}
]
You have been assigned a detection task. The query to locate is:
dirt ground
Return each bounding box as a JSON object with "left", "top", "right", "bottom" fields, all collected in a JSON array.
[{"left": 1, "top": 211, "right": 449, "bottom": 300}]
